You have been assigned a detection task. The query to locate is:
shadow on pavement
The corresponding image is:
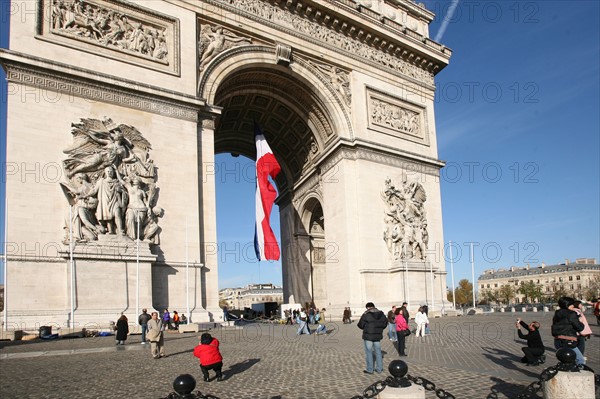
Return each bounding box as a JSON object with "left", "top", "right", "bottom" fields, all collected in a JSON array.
[
  {"left": 481, "top": 347, "right": 540, "bottom": 379},
  {"left": 167, "top": 348, "right": 194, "bottom": 357},
  {"left": 486, "top": 376, "right": 529, "bottom": 398},
  {"left": 225, "top": 358, "right": 260, "bottom": 378}
]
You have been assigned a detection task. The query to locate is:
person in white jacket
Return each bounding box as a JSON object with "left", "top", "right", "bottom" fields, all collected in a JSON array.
[{"left": 415, "top": 306, "right": 429, "bottom": 337}]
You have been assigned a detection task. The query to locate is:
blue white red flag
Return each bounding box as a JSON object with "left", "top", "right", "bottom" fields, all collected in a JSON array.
[{"left": 254, "top": 123, "right": 281, "bottom": 261}]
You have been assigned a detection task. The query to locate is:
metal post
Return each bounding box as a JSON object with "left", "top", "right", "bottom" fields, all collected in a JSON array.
[
  {"left": 136, "top": 211, "right": 140, "bottom": 321},
  {"left": 69, "top": 205, "right": 75, "bottom": 329},
  {"left": 449, "top": 241, "right": 456, "bottom": 310},
  {"left": 430, "top": 261, "right": 435, "bottom": 312},
  {"left": 3, "top": 196, "right": 8, "bottom": 331},
  {"left": 470, "top": 243, "right": 476, "bottom": 307},
  {"left": 185, "top": 220, "right": 190, "bottom": 322}
]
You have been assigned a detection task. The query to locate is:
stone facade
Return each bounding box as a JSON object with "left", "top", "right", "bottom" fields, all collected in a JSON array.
[
  {"left": 478, "top": 259, "right": 600, "bottom": 304},
  {"left": 1, "top": 0, "right": 451, "bottom": 329}
]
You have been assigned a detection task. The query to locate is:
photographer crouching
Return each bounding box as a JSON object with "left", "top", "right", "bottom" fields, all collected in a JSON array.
[{"left": 516, "top": 318, "right": 546, "bottom": 366}]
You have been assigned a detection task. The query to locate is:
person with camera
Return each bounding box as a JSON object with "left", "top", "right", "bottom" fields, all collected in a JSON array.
[{"left": 515, "top": 318, "right": 545, "bottom": 366}]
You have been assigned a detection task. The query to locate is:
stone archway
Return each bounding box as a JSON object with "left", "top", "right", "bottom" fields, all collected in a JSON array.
[{"left": 198, "top": 44, "right": 351, "bottom": 307}]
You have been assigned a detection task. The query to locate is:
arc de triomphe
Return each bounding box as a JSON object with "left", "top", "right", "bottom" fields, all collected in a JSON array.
[{"left": 0, "top": 0, "right": 451, "bottom": 329}]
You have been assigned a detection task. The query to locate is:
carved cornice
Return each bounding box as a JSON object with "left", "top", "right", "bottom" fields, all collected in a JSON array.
[
  {"left": 318, "top": 141, "right": 443, "bottom": 179},
  {"left": 201, "top": 0, "right": 449, "bottom": 86},
  {"left": 0, "top": 50, "right": 201, "bottom": 122}
]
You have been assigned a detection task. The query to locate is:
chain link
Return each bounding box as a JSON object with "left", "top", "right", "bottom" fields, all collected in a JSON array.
[
  {"left": 352, "top": 362, "right": 600, "bottom": 399},
  {"left": 406, "top": 374, "right": 456, "bottom": 399}
]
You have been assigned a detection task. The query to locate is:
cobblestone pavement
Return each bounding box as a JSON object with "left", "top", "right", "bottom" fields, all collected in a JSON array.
[{"left": 0, "top": 313, "right": 598, "bottom": 398}]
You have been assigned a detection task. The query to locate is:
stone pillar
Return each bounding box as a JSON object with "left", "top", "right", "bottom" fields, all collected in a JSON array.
[
  {"left": 378, "top": 384, "right": 425, "bottom": 398},
  {"left": 543, "top": 370, "right": 595, "bottom": 399},
  {"left": 197, "top": 116, "right": 219, "bottom": 322}
]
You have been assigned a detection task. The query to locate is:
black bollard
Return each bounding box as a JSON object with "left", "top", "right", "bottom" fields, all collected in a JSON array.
[
  {"left": 387, "top": 360, "right": 411, "bottom": 388},
  {"left": 555, "top": 348, "right": 579, "bottom": 372},
  {"left": 172, "top": 374, "right": 197, "bottom": 398}
]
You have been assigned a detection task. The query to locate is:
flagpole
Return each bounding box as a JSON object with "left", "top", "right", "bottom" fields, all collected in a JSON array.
[
  {"left": 136, "top": 212, "right": 140, "bottom": 321},
  {"left": 430, "top": 261, "right": 434, "bottom": 312},
  {"left": 3, "top": 196, "right": 7, "bottom": 331},
  {"left": 404, "top": 259, "right": 410, "bottom": 311},
  {"left": 449, "top": 241, "right": 456, "bottom": 310},
  {"left": 470, "top": 243, "right": 476, "bottom": 307},
  {"left": 69, "top": 205, "right": 75, "bottom": 329},
  {"left": 186, "top": 219, "right": 190, "bottom": 322}
]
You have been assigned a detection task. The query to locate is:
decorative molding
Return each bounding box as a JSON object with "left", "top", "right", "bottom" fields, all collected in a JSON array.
[
  {"left": 367, "top": 86, "right": 430, "bottom": 146},
  {"left": 201, "top": 118, "right": 216, "bottom": 129},
  {"left": 4, "top": 63, "right": 199, "bottom": 122},
  {"left": 202, "top": 0, "right": 438, "bottom": 86},
  {"left": 318, "top": 144, "right": 442, "bottom": 180},
  {"left": 37, "top": 0, "right": 180, "bottom": 75}
]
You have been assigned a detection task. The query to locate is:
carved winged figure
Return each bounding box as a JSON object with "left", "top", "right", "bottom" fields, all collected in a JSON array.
[
  {"left": 198, "top": 25, "right": 251, "bottom": 71},
  {"left": 62, "top": 118, "right": 151, "bottom": 179}
]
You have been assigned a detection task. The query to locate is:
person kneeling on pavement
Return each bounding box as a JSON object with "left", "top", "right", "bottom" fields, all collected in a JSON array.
[
  {"left": 194, "top": 333, "right": 224, "bottom": 382},
  {"left": 516, "top": 318, "right": 545, "bottom": 366}
]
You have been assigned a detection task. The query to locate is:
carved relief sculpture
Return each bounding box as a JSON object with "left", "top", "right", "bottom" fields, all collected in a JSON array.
[
  {"left": 198, "top": 24, "right": 251, "bottom": 71},
  {"left": 50, "top": 0, "right": 169, "bottom": 63},
  {"left": 371, "top": 98, "right": 420, "bottom": 137},
  {"left": 382, "top": 177, "right": 428, "bottom": 261},
  {"left": 310, "top": 61, "right": 352, "bottom": 108},
  {"left": 60, "top": 117, "right": 162, "bottom": 244}
]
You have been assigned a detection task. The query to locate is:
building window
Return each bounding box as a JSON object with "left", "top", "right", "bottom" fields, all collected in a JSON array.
[
  {"left": 576, "top": 275, "right": 581, "bottom": 280},
  {"left": 559, "top": 277, "right": 563, "bottom": 282},
  {"left": 494, "top": 284, "right": 498, "bottom": 288},
  {"left": 568, "top": 276, "right": 573, "bottom": 281}
]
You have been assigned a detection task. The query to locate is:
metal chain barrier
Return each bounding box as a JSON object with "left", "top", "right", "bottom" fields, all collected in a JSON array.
[
  {"left": 406, "top": 375, "right": 456, "bottom": 399},
  {"left": 351, "top": 360, "right": 456, "bottom": 399}
]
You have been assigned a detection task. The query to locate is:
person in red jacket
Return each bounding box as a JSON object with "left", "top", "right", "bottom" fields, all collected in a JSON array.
[{"left": 193, "top": 333, "right": 224, "bottom": 382}]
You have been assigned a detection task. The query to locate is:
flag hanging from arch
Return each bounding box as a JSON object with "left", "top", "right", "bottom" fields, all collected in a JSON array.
[{"left": 254, "top": 122, "right": 281, "bottom": 261}]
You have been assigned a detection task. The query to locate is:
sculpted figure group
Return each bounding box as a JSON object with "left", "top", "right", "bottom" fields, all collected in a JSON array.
[
  {"left": 51, "top": 0, "right": 169, "bottom": 61},
  {"left": 382, "top": 177, "right": 428, "bottom": 261},
  {"left": 61, "top": 118, "right": 162, "bottom": 245}
]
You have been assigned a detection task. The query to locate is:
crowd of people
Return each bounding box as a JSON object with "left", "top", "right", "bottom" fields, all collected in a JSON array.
[
  {"left": 107, "top": 296, "right": 598, "bottom": 383},
  {"left": 281, "top": 306, "right": 328, "bottom": 335},
  {"left": 357, "top": 301, "right": 431, "bottom": 373}
]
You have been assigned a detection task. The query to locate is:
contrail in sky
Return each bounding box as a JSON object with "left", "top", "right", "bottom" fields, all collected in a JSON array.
[{"left": 434, "top": 0, "right": 460, "bottom": 43}]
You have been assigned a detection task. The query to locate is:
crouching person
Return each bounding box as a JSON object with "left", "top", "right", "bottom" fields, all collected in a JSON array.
[{"left": 193, "top": 333, "right": 224, "bottom": 382}]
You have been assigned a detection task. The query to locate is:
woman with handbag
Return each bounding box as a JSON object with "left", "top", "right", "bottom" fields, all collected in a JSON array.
[{"left": 395, "top": 307, "right": 410, "bottom": 357}]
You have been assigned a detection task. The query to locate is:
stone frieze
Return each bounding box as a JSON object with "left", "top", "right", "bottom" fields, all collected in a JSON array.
[
  {"left": 206, "top": 0, "right": 435, "bottom": 85},
  {"left": 39, "top": 0, "right": 179, "bottom": 74}
]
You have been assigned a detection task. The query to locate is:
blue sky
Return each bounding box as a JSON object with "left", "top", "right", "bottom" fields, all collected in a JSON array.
[{"left": 1, "top": 1, "right": 599, "bottom": 292}]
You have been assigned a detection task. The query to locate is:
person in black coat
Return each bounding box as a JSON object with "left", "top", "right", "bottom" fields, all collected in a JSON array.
[
  {"left": 357, "top": 302, "right": 388, "bottom": 374},
  {"left": 551, "top": 296, "right": 585, "bottom": 365},
  {"left": 516, "top": 318, "right": 545, "bottom": 365},
  {"left": 115, "top": 314, "right": 129, "bottom": 345}
]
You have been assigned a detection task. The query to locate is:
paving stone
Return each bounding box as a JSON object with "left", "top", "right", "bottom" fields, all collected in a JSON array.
[{"left": 0, "top": 314, "right": 598, "bottom": 398}]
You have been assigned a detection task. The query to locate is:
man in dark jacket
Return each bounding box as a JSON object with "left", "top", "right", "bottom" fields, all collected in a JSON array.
[
  {"left": 357, "top": 302, "right": 388, "bottom": 374},
  {"left": 138, "top": 308, "right": 151, "bottom": 344},
  {"left": 551, "top": 296, "right": 585, "bottom": 365},
  {"left": 516, "top": 318, "right": 545, "bottom": 365}
]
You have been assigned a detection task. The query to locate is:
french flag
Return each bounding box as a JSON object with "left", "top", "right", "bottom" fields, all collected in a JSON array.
[{"left": 254, "top": 123, "right": 281, "bottom": 261}]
